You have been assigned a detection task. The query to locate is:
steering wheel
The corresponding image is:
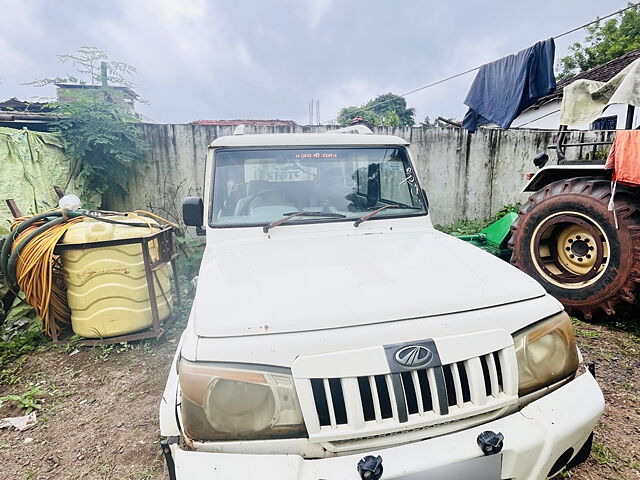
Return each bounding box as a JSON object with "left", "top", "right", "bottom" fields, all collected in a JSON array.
[{"left": 245, "top": 189, "right": 289, "bottom": 212}]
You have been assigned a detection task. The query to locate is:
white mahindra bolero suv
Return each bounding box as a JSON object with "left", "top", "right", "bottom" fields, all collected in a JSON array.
[{"left": 159, "top": 127, "right": 604, "bottom": 480}]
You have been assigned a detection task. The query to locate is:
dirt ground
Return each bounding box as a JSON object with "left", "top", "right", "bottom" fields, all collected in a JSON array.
[
  {"left": 571, "top": 314, "right": 640, "bottom": 480},
  {"left": 0, "top": 329, "right": 179, "bottom": 480},
  {"left": 0, "top": 314, "right": 638, "bottom": 480}
]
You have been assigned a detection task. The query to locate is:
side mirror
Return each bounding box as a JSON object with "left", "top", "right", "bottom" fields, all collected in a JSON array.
[
  {"left": 183, "top": 196, "right": 204, "bottom": 227},
  {"left": 533, "top": 152, "right": 549, "bottom": 169}
]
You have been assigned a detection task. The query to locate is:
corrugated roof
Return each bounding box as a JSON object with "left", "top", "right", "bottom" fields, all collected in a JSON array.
[
  {"left": 0, "top": 97, "right": 55, "bottom": 113},
  {"left": 539, "top": 49, "right": 640, "bottom": 105},
  {"left": 190, "top": 119, "right": 299, "bottom": 126},
  {"left": 54, "top": 83, "right": 139, "bottom": 99},
  {"left": 558, "top": 49, "right": 640, "bottom": 87}
]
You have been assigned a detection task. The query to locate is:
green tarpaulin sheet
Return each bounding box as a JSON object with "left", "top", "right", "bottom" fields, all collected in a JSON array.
[{"left": 0, "top": 127, "right": 88, "bottom": 235}]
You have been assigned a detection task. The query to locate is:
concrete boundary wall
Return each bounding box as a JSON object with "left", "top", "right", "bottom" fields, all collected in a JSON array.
[{"left": 111, "top": 124, "right": 607, "bottom": 226}]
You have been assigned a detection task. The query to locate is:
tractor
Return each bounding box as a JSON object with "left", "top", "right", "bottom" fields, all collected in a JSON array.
[{"left": 508, "top": 106, "right": 638, "bottom": 319}]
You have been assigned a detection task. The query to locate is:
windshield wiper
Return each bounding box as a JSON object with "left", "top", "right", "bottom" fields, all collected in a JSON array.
[
  {"left": 353, "top": 204, "right": 421, "bottom": 227},
  {"left": 369, "top": 200, "right": 421, "bottom": 210},
  {"left": 263, "top": 211, "right": 346, "bottom": 233}
]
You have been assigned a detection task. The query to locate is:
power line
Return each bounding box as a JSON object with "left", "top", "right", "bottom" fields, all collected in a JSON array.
[
  {"left": 323, "top": 2, "right": 640, "bottom": 124},
  {"left": 553, "top": 2, "right": 638, "bottom": 39},
  {"left": 513, "top": 108, "right": 561, "bottom": 128}
]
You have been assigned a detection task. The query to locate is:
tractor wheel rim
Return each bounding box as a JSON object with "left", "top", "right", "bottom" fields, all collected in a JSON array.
[
  {"left": 530, "top": 211, "right": 609, "bottom": 289},
  {"left": 556, "top": 224, "right": 598, "bottom": 272}
]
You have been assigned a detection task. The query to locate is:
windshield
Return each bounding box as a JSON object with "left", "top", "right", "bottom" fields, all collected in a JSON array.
[{"left": 210, "top": 147, "right": 427, "bottom": 227}]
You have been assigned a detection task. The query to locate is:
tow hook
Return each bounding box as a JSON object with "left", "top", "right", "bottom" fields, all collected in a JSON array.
[
  {"left": 160, "top": 437, "right": 179, "bottom": 480},
  {"left": 477, "top": 431, "right": 504, "bottom": 455},
  {"left": 357, "top": 455, "right": 384, "bottom": 480}
]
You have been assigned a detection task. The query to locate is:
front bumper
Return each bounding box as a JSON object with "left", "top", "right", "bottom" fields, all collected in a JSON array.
[{"left": 166, "top": 372, "right": 603, "bottom": 480}]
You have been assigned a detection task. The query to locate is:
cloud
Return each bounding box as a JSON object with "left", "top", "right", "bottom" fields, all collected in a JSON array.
[
  {"left": 308, "top": 0, "right": 333, "bottom": 29},
  {"left": 0, "top": 0, "right": 630, "bottom": 124}
]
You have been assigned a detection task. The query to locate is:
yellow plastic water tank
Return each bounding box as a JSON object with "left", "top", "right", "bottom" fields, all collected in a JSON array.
[{"left": 59, "top": 216, "right": 173, "bottom": 338}]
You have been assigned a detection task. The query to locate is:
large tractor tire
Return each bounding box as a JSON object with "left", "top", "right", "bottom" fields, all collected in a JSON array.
[{"left": 509, "top": 177, "right": 640, "bottom": 319}]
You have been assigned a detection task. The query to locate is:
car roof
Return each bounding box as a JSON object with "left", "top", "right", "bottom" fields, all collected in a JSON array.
[{"left": 209, "top": 133, "right": 410, "bottom": 148}]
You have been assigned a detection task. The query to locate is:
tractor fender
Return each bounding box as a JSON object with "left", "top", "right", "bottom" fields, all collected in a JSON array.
[{"left": 523, "top": 165, "right": 609, "bottom": 193}]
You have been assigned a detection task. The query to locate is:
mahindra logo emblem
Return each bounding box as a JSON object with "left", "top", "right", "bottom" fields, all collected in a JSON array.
[{"left": 394, "top": 345, "right": 432, "bottom": 367}]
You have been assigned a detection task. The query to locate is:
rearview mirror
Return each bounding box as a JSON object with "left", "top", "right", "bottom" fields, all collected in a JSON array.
[{"left": 183, "top": 197, "right": 204, "bottom": 227}]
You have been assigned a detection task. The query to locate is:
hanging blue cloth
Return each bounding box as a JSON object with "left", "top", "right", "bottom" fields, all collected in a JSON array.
[{"left": 462, "top": 38, "right": 556, "bottom": 132}]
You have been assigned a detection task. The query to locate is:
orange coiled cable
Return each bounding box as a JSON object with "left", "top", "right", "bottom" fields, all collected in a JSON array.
[{"left": 11, "top": 216, "right": 83, "bottom": 337}]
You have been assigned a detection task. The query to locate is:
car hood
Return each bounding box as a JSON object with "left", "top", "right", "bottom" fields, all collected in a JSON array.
[{"left": 192, "top": 229, "right": 545, "bottom": 337}]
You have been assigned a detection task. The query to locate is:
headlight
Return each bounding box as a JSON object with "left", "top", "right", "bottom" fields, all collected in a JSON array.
[
  {"left": 513, "top": 312, "right": 579, "bottom": 396},
  {"left": 178, "top": 359, "right": 306, "bottom": 441}
]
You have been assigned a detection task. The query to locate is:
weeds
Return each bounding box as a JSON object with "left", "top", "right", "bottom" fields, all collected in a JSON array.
[
  {"left": 436, "top": 218, "right": 489, "bottom": 236},
  {"left": 592, "top": 441, "right": 617, "bottom": 465},
  {"left": 139, "top": 465, "right": 161, "bottom": 480},
  {"left": 95, "top": 341, "right": 140, "bottom": 361},
  {"left": 64, "top": 366, "right": 82, "bottom": 379},
  {"left": 22, "top": 468, "right": 37, "bottom": 480},
  {"left": 591, "top": 441, "right": 640, "bottom": 471},
  {"left": 435, "top": 204, "right": 520, "bottom": 235},
  {"left": 0, "top": 325, "right": 47, "bottom": 372},
  {"left": 1, "top": 385, "right": 44, "bottom": 413},
  {"left": 0, "top": 357, "right": 26, "bottom": 386},
  {"left": 175, "top": 237, "right": 204, "bottom": 281},
  {"left": 577, "top": 329, "right": 601, "bottom": 339},
  {"left": 62, "top": 334, "right": 85, "bottom": 353}
]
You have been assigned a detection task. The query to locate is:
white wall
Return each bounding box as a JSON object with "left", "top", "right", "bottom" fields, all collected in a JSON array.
[
  {"left": 511, "top": 99, "right": 563, "bottom": 129},
  {"left": 109, "top": 125, "right": 606, "bottom": 227}
]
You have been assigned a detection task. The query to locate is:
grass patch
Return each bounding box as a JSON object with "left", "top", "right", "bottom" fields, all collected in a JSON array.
[
  {"left": 577, "top": 329, "right": 601, "bottom": 339},
  {"left": 592, "top": 441, "right": 640, "bottom": 471},
  {"left": 22, "top": 468, "right": 37, "bottom": 480},
  {"left": 592, "top": 441, "right": 617, "bottom": 465}
]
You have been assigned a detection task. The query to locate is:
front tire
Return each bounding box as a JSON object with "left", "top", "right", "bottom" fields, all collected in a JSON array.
[{"left": 509, "top": 178, "right": 640, "bottom": 319}]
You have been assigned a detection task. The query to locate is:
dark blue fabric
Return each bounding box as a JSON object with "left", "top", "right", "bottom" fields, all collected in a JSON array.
[{"left": 462, "top": 39, "right": 556, "bottom": 132}]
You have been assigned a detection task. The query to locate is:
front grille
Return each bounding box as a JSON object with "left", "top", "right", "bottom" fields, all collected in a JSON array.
[{"left": 295, "top": 344, "right": 518, "bottom": 446}]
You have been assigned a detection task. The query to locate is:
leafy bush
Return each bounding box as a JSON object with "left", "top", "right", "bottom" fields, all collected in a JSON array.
[
  {"left": 53, "top": 97, "right": 146, "bottom": 201},
  {"left": 0, "top": 323, "right": 46, "bottom": 373},
  {"left": 435, "top": 204, "right": 520, "bottom": 235}
]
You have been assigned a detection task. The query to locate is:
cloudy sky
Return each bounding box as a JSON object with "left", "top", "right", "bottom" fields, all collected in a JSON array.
[{"left": 0, "top": 0, "right": 629, "bottom": 125}]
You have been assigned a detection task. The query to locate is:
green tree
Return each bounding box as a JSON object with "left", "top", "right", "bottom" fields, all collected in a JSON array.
[
  {"left": 337, "top": 93, "right": 416, "bottom": 126},
  {"left": 29, "top": 47, "right": 146, "bottom": 204},
  {"left": 336, "top": 105, "right": 380, "bottom": 126},
  {"left": 54, "top": 98, "right": 146, "bottom": 199},
  {"left": 383, "top": 110, "right": 402, "bottom": 127},
  {"left": 557, "top": 5, "right": 640, "bottom": 79}
]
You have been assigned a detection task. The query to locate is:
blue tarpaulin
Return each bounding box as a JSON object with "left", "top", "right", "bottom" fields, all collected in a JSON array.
[{"left": 462, "top": 39, "right": 556, "bottom": 132}]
